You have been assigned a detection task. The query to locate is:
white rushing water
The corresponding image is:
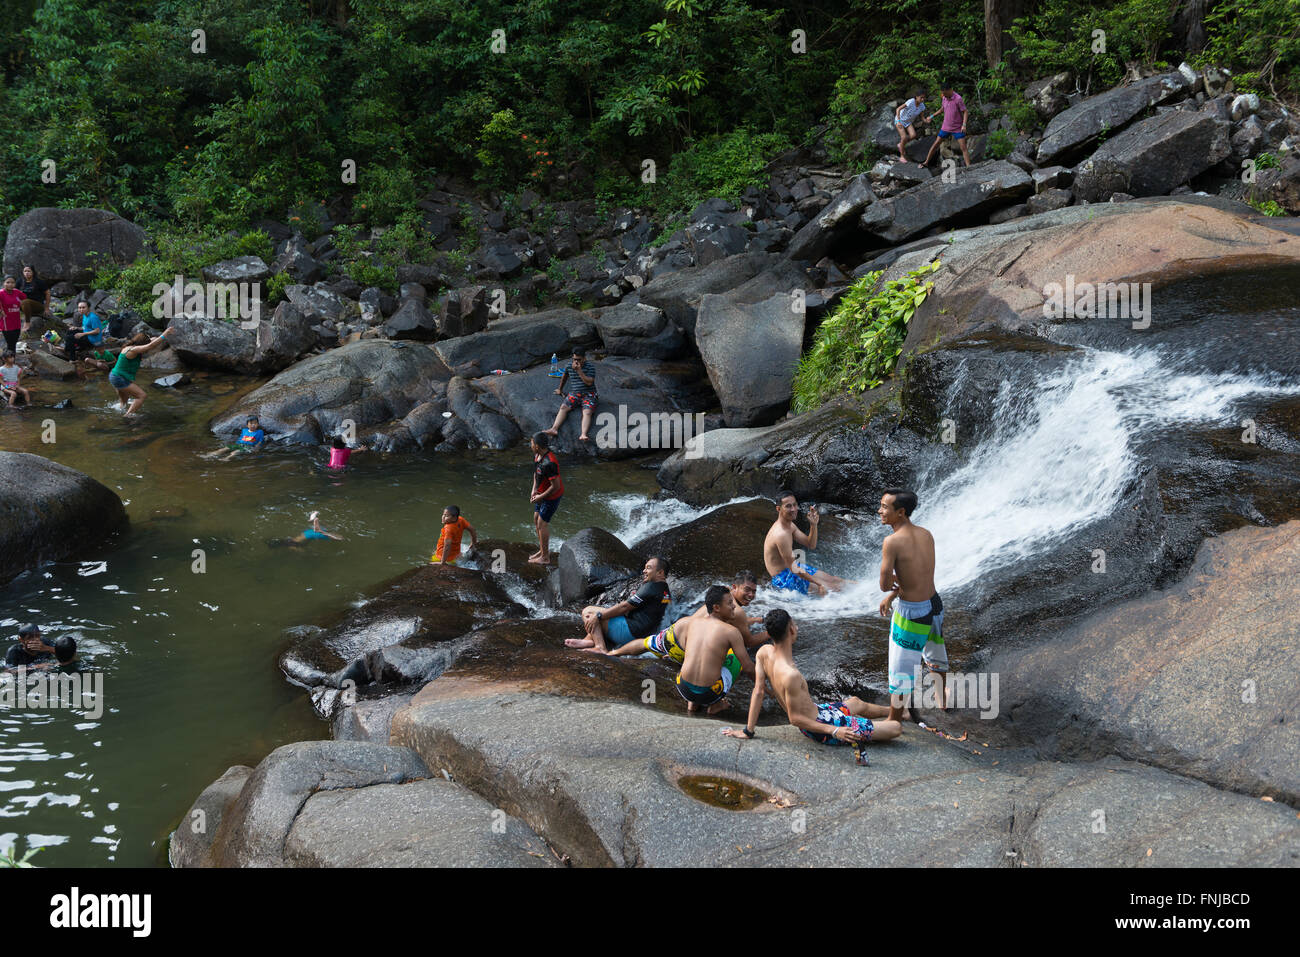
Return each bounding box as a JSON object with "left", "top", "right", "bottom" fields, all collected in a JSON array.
[{"left": 659, "top": 347, "right": 1297, "bottom": 622}]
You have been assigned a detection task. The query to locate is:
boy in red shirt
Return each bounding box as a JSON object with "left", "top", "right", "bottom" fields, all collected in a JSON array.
[
  {"left": 922, "top": 81, "right": 971, "bottom": 168},
  {"left": 529, "top": 431, "right": 563, "bottom": 564},
  {"left": 432, "top": 505, "right": 478, "bottom": 565}
]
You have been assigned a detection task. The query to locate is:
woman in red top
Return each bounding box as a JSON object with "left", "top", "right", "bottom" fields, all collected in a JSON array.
[
  {"left": 529, "top": 431, "right": 564, "bottom": 564},
  {"left": 0, "top": 276, "right": 28, "bottom": 353}
]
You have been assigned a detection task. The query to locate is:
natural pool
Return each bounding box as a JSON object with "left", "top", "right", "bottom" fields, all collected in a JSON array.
[{"left": 0, "top": 369, "right": 660, "bottom": 866}]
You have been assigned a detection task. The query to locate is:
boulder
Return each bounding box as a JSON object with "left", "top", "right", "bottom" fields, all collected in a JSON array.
[
  {"left": 437, "top": 286, "right": 490, "bottom": 339},
  {"left": 1031, "top": 165, "right": 1071, "bottom": 191},
  {"left": 694, "top": 292, "right": 804, "bottom": 426},
  {"left": 167, "top": 301, "right": 315, "bottom": 375},
  {"left": 210, "top": 339, "right": 449, "bottom": 444},
  {"left": 2, "top": 208, "right": 148, "bottom": 284},
  {"left": 383, "top": 298, "right": 439, "bottom": 340},
  {"left": 284, "top": 284, "right": 357, "bottom": 326},
  {"left": 387, "top": 677, "right": 1300, "bottom": 867},
  {"left": 684, "top": 221, "right": 750, "bottom": 267},
  {"left": 593, "top": 302, "right": 689, "bottom": 359},
  {"left": 0, "top": 452, "right": 129, "bottom": 586},
  {"left": 434, "top": 308, "right": 596, "bottom": 377},
  {"left": 1073, "top": 110, "right": 1231, "bottom": 202},
  {"left": 638, "top": 251, "right": 784, "bottom": 336},
  {"left": 1024, "top": 72, "right": 1073, "bottom": 121},
  {"left": 785, "top": 172, "right": 878, "bottom": 263},
  {"left": 179, "top": 740, "right": 429, "bottom": 867},
  {"left": 281, "top": 778, "right": 555, "bottom": 867},
  {"left": 460, "top": 357, "right": 717, "bottom": 457},
  {"left": 978, "top": 521, "right": 1300, "bottom": 804},
  {"left": 1258, "top": 153, "right": 1300, "bottom": 213},
  {"left": 271, "top": 234, "right": 324, "bottom": 284},
  {"left": 27, "top": 350, "right": 76, "bottom": 380},
  {"left": 201, "top": 256, "right": 271, "bottom": 284},
  {"left": 557, "top": 527, "right": 644, "bottom": 604},
  {"left": 394, "top": 263, "right": 446, "bottom": 292},
  {"left": 861, "top": 160, "right": 1033, "bottom": 243},
  {"left": 1024, "top": 187, "right": 1073, "bottom": 215},
  {"left": 1036, "top": 71, "right": 1191, "bottom": 165}
]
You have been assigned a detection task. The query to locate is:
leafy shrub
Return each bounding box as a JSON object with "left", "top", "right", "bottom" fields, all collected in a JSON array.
[
  {"left": 986, "top": 129, "right": 1016, "bottom": 159},
  {"left": 792, "top": 259, "right": 941, "bottom": 412},
  {"left": 1248, "top": 197, "right": 1287, "bottom": 216}
]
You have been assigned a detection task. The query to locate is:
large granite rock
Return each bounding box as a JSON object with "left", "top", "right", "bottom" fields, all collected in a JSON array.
[
  {"left": 210, "top": 339, "right": 450, "bottom": 445},
  {"left": 453, "top": 357, "right": 717, "bottom": 457},
  {"left": 388, "top": 680, "right": 1300, "bottom": 867},
  {"left": 976, "top": 521, "right": 1300, "bottom": 804},
  {"left": 201, "top": 256, "right": 271, "bottom": 284},
  {"left": 3, "top": 207, "right": 148, "bottom": 284},
  {"left": 1258, "top": 153, "right": 1300, "bottom": 214},
  {"left": 639, "top": 251, "right": 797, "bottom": 336},
  {"left": 434, "top": 308, "right": 597, "bottom": 377},
  {"left": 785, "top": 172, "right": 878, "bottom": 263},
  {"left": 556, "top": 527, "right": 645, "bottom": 604},
  {"left": 170, "top": 740, "right": 429, "bottom": 867},
  {"left": 168, "top": 301, "right": 316, "bottom": 375},
  {"left": 593, "top": 302, "right": 689, "bottom": 359},
  {"left": 861, "top": 161, "right": 1033, "bottom": 243},
  {"left": 1073, "top": 110, "right": 1231, "bottom": 202},
  {"left": 694, "top": 291, "right": 804, "bottom": 426},
  {"left": 0, "top": 452, "right": 129, "bottom": 586},
  {"left": 1036, "top": 71, "right": 1191, "bottom": 165}
]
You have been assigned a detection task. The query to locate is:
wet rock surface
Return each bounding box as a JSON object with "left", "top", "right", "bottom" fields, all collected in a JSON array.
[{"left": 0, "top": 452, "right": 129, "bottom": 586}]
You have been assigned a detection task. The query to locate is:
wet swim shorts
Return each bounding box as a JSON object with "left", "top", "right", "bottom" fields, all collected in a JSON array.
[
  {"left": 801, "top": 701, "right": 874, "bottom": 745},
  {"left": 770, "top": 564, "right": 819, "bottom": 594},
  {"left": 888, "top": 593, "right": 948, "bottom": 696}
]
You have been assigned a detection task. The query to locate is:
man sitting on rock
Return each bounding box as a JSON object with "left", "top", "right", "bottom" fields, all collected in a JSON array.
[
  {"left": 763, "top": 491, "right": 853, "bottom": 596},
  {"left": 605, "top": 570, "right": 767, "bottom": 661},
  {"left": 724, "top": 609, "right": 900, "bottom": 760},
  {"left": 674, "top": 585, "right": 754, "bottom": 715},
  {"left": 544, "top": 348, "right": 597, "bottom": 443},
  {"left": 566, "top": 555, "right": 671, "bottom": 653}
]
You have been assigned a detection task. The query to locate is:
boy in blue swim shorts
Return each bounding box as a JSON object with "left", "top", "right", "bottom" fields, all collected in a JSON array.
[{"left": 762, "top": 491, "right": 853, "bottom": 596}]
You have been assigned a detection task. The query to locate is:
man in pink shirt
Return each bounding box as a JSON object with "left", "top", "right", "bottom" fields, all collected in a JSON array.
[
  {"left": 0, "top": 275, "right": 27, "bottom": 354},
  {"left": 923, "top": 81, "right": 971, "bottom": 168}
]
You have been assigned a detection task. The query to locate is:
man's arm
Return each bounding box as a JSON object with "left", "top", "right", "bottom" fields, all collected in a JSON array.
[
  {"left": 725, "top": 648, "right": 767, "bottom": 738},
  {"left": 728, "top": 626, "right": 755, "bottom": 678},
  {"left": 576, "top": 364, "right": 594, "bottom": 386},
  {"left": 599, "top": 599, "right": 636, "bottom": 619},
  {"left": 787, "top": 709, "right": 860, "bottom": 743},
  {"left": 465, "top": 521, "right": 478, "bottom": 550}
]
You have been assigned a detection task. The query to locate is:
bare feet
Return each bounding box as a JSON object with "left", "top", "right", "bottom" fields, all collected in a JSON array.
[
  {"left": 527, "top": 554, "right": 550, "bottom": 564},
  {"left": 578, "top": 434, "right": 590, "bottom": 442},
  {"left": 564, "top": 637, "right": 595, "bottom": 649},
  {"left": 706, "top": 697, "right": 730, "bottom": 715},
  {"left": 542, "top": 427, "right": 558, "bottom": 436}
]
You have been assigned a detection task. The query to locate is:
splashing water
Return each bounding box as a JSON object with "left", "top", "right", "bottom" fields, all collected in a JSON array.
[{"left": 758, "top": 347, "right": 1300, "bottom": 621}]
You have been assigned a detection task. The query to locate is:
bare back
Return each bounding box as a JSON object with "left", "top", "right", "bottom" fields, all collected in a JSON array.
[
  {"left": 691, "top": 601, "right": 749, "bottom": 636},
  {"left": 883, "top": 522, "right": 936, "bottom": 601},
  {"left": 679, "top": 616, "right": 744, "bottom": 687}
]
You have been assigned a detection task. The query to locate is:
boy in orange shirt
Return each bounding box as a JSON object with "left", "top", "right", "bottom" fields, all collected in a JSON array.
[{"left": 432, "top": 505, "right": 478, "bottom": 565}]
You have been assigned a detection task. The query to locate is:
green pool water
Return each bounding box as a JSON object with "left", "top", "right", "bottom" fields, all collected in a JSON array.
[{"left": 0, "top": 367, "right": 659, "bottom": 867}]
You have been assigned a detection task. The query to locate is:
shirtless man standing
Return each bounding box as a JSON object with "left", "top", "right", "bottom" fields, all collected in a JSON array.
[
  {"left": 675, "top": 585, "right": 754, "bottom": 715},
  {"left": 876, "top": 488, "right": 948, "bottom": 722},
  {"left": 724, "top": 608, "right": 901, "bottom": 757},
  {"left": 605, "top": 570, "right": 767, "bottom": 660},
  {"left": 763, "top": 490, "right": 852, "bottom": 596}
]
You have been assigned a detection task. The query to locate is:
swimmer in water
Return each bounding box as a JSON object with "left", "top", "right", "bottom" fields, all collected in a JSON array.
[
  {"left": 762, "top": 490, "right": 855, "bottom": 596},
  {"left": 288, "top": 511, "right": 343, "bottom": 544},
  {"left": 326, "top": 435, "right": 369, "bottom": 469}
]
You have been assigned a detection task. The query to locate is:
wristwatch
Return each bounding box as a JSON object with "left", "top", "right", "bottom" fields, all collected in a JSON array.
[
  {"left": 743, "top": 727, "right": 755, "bottom": 738},
  {"left": 596, "top": 611, "right": 603, "bottom": 621}
]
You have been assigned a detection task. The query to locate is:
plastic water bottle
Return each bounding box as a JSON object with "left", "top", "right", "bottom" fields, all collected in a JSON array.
[{"left": 549, "top": 353, "right": 560, "bottom": 377}]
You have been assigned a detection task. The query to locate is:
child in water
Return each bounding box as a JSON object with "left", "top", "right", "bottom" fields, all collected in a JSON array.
[
  {"left": 431, "top": 505, "right": 478, "bottom": 565},
  {"left": 1, "top": 351, "right": 30, "bottom": 407},
  {"left": 204, "top": 416, "right": 266, "bottom": 460},
  {"left": 292, "top": 511, "right": 343, "bottom": 544},
  {"left": 326, "top": 435, "right": 369, "bottom": 469}
]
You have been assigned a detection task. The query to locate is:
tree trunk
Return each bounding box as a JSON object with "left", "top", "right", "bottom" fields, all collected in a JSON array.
[
  {"left": 1172, "top": 0, "right": 1209, "bottom": 55},
  {"left": 985, "top": 0, "right": 1030, "bottom": 69}
]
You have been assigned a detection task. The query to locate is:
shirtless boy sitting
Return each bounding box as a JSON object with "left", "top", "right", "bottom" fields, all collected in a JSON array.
[
  {"left": 675, "top": 585, "right": 754, "bottom": 715},
  {"left": 724, "top": 608, "right": 901, "bottom": 759},
  {"left": 763, "top": 490, "right": 853, "bottom": 596}
]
